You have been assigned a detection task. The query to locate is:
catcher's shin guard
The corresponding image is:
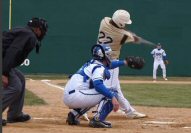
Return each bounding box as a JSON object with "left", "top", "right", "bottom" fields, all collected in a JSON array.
[{"left": 94, "top": 98, "right": 113, "bottom": 121}]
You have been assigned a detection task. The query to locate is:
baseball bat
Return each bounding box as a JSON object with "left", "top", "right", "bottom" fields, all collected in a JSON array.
[
  {"left": 128, "top": 31, "right": 157, "bottom": 47},
  {"left": 138, "top": 36, "right": 157, "bottom": 47}
]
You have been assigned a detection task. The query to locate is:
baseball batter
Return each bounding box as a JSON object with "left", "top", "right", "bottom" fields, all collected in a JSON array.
[
  {"left": 151, "top": 44, "right": 168, "bottom": 81},
  {"left": 96, "top": 9, "right": 146, "bottom": 118}
]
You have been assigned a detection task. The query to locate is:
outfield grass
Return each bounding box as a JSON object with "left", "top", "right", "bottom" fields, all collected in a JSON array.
[
  {"left": 121, "top": 84, "right": 191, "bottom": 108},
  {"left": 119, "top": 76, "right": 191, "bottom": 81},
  {"left": 25, "top": 89, "right": 46, "bottom": 105}
]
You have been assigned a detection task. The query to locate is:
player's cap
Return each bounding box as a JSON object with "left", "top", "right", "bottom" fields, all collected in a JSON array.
[{"left": 156, "top": 43, "right": 162, "bottom": 49}]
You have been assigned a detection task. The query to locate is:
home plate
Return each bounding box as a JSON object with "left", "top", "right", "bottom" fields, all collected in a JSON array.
[{"left": 144, "top": 121, "right": 176, "bottom": 125}]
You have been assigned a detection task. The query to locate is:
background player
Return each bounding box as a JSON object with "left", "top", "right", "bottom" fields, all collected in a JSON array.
[
  {"left": 96, "top": 9, "right": 146, "bottom": 118},
  {"left": 151, "top": 43, "right": 168, "bottom": 81}
]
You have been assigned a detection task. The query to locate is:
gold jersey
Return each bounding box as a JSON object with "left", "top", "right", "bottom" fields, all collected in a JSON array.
[{"left": 97, "top": 17, "right": 135, "bottom": 59}]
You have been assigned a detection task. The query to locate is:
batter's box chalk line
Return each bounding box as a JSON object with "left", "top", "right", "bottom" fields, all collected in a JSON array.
[
  {"left": 183, "top": 127, "right": 191, "bottom": 129},
  {"left": 32, "top": 117, "right": 61, "bottom": 120},
  {"left": 144, "top": 121, "right": 176, "bottom": 125},
  {"left": 41, "top": 79, "right": 64, "bottom": 90},
  {"left": 143, "top": 121, "right": 191, "bottom": 129}
]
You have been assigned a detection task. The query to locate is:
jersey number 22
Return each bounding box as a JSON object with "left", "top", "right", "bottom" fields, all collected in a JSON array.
[{"left": 98, "top": 31, "right": 113, "bottom": 44}]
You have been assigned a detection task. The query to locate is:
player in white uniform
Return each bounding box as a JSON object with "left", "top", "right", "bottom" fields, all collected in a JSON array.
[
  {"left": 96, "top": 9, "right": 146, "bottom": 118},
  {"left": 64, "top": 44, "right": 132, "bottom": 128},
  {"left": 151, "top": 44, "right": 168, "bottom": 81}
]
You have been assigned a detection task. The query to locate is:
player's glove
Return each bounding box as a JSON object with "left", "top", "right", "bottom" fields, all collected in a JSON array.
[
  {"left": 164, "top": 60, "right": 169, "bottom": 65},
  {"left": 125, "top": 56, "right": 145, "bottom": 69}
]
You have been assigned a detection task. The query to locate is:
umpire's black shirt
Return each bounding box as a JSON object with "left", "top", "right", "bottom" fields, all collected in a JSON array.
[{"left": 3, "top": 26, "right": 38, "bottom": 76}]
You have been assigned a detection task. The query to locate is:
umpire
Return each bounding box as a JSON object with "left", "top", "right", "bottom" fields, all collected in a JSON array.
[{"left": 2, "top": 17, "right": 48, "bottom": 126}]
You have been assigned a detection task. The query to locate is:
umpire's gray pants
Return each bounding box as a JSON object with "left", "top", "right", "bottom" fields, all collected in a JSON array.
[{"left": 2, "top": 68, "right": 25, "bottom": 119}]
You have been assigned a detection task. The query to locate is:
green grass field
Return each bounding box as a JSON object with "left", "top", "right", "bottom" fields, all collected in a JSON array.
[
  {"left": 25, "top": 90, "right": 46, "bottom": 105},
  {"left": 25, "top": 75, "right": 191, "bottom": 108},
  {"left": 121, "top": 84, "right": 191, "bottom": 108}
]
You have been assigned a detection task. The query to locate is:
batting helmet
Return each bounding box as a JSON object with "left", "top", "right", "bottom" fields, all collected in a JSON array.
[
  {"left": 91, "top": 44, "right": 112, "bottom": 66},
  {"left": 27, "top": 17, "right": 48, "bottom": 41},
  {"left": 112, "top": 9, "right": 132, "bottom": 28}
]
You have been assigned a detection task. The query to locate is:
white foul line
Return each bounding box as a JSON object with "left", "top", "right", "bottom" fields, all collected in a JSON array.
[
  {"left": 144, "top": 121, "right": 176, "bottom": 125},
  {"left": 183, "top": 127, "right": 191, "bottom": 129},
  {"left": 41, "top": 79, "right": 64, "bottom": 90}
]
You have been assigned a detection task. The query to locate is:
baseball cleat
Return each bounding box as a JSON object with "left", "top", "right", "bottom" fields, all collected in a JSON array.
[
  {"left": 126, "top": 111, "right": 147, "bottom": 119},
  {"left": 89, "top": 118, "right": 112, "bottom": 128},
  {"left": 7, "top": 114, "right": 31, "bottom": 123},
  {"left": 163, "top": 78, "right": 168, "bottom": 81},
  {"left": 2, "top": 119, "right": 7, "bottom": 126},
  {"left": 66, "top": 112, "right": 80, "bottom": 125},
  {"left": 117, "top": 109, "right": 126, "bottom": 114},
  {"left": 153, "top": 79, "right": 157, "bottom": 82}
]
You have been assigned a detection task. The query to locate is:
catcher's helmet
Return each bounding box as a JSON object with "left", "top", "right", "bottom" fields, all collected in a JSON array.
[
  {"left": 91, "top": 44, "right": 112, "bottom": 66},
  {"left": 112, "top": 9, "right": 132, "bottom": 28},
  {"left": 27, "top": 17, "right": 48, "bottom": 41}
]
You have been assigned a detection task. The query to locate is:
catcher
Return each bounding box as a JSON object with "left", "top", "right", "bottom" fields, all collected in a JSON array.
[{"left": 64, "top": 44, "right": 145, "bottom": 128}]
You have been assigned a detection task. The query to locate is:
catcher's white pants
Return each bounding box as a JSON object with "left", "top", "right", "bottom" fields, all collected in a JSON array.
[
  {"left": 63, "top": 75, "right": 104, "bottom": 109},
  {"left": 153, "top": 60, "right": 166, "bottom": 79},
  {"left": 104, "top": 67, "right": 135, "bottom": 113}
]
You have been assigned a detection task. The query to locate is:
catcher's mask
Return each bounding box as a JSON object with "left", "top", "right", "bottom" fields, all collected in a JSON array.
[
  {"left": 27, "top": 17, "right": 48, "bottom": 53},
  {"left": 91, "top": 44, "right": 112, "bottom": 66}
]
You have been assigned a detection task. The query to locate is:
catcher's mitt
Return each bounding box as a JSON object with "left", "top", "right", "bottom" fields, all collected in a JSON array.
[{"left": 126, "top": 56, "right": 145, "bottom": 69}]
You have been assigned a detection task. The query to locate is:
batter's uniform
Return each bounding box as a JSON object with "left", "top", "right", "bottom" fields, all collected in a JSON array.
[
  {"left": 151, "top": 48, "right": 167, "bottom": 79},
  {"left": 97, "top": 17, "right": 138, "bottom": 114}
]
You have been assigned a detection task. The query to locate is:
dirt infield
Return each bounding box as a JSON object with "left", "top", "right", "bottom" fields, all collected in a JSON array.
[{"left": 3, "top": 79, "right": 191, "bottom": 133}]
